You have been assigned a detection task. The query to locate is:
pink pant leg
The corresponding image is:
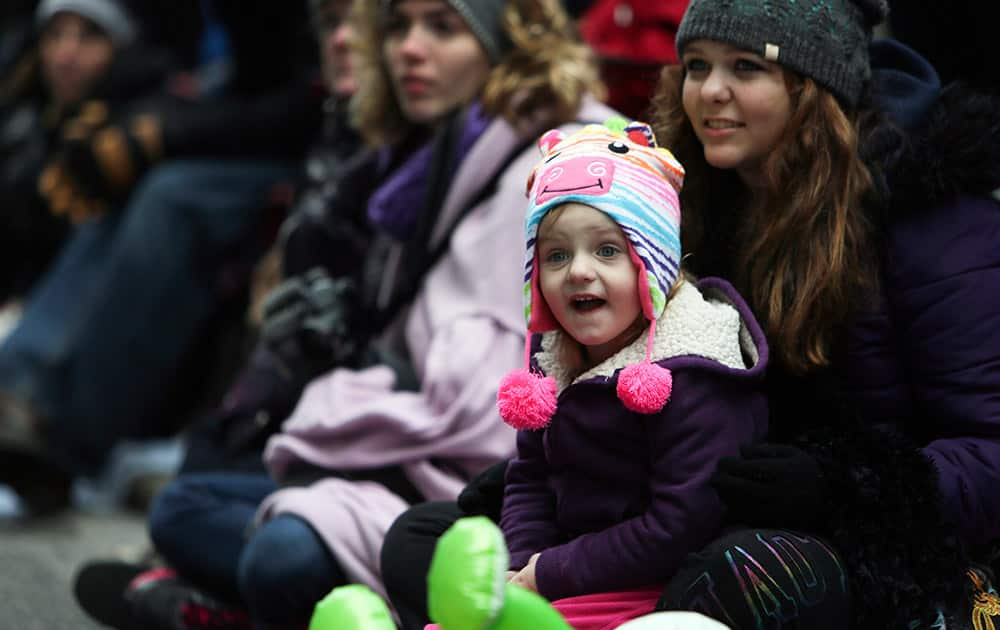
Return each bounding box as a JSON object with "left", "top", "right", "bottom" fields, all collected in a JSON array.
[
  {"left": 426, "top": 586, "right": 662, "bottom": 630},
  {"left": 552, "top": 587, "right": 663, "bottom": 630}
]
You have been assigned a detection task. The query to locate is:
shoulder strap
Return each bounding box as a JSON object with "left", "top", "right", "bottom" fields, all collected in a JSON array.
[{"left": 381, "top": 134, "right": 532, "bottom": 319}]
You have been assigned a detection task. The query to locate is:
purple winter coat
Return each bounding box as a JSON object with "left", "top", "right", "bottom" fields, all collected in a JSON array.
[
  {"left": 761, "top": 41, "right": 1000, "bottom": 626},
  {"left": 501, "top": 278, "right": 769, "bottom": 601},
  {"left": 837, "top": 44, "right": 1000, "bottom": 547},
  {"left": 840, "top": 187, "right": 1000, "bottom": 546}
]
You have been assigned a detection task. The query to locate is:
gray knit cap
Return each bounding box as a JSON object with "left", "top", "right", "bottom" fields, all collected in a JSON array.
[
  {"left": 381, "top": 0, "right": 512, "bottom": 63},
  {"left": 36, "top": 0, "right": 136, "bottom": 46},
  {"left": 676, "top": 0, "right": 889, "bottom": 107}
]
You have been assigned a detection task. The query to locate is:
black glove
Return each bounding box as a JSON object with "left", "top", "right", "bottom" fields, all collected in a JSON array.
[
  {"left": 457, "top": 459, "right": 509, "bottom": 523},
  {"left": 39, "top": 100, "right": 162, "bottom": 222},
  {"left": 711, "top": 443, "right": 829, "bottom": 530}
]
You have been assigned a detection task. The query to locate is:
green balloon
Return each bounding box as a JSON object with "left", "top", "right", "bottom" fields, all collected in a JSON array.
[
  {"left": 309, "top": 584, "right": 396, "bottom": 630},
  {"left": 427, "top": 516, "right": 571, "bottom": 630},
  {"left": 492, "top": 583, "right": 572, "bottom": 630},
  {"left": 428, "top": 516, "right": 508, "bottom": 630}
]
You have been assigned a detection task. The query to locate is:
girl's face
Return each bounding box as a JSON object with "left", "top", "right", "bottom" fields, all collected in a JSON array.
[
  {"left": 382, "top": 0, "right": 492, "bottom": 126},
  {"left": 537, "top": 203, "right": 643, "bottom": 366},
  {"left": 39, "top": 13, "right": 115, "bottom": 106},
  {"left": 681, "top": 39, "right": 792, "bottom": 186}
]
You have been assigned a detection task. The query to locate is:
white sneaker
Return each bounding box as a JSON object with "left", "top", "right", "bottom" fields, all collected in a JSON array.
[{"left": 616, "top": 611, "right": 732, "bottom": 629}]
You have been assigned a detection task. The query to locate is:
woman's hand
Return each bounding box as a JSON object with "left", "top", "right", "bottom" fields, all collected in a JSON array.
[{"left": 509, "top": 553, "right": 540, "bottom": 593}]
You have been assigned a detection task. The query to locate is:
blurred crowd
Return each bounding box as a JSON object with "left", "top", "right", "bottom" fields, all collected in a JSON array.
[
  {"left": 0, "top": 0, "right": 684, "bottom": 504},
  {"left": 0, "top": 0, "right": 996, "bottom": 629}
]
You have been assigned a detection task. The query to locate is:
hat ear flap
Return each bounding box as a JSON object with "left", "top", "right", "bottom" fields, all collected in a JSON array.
[
  {"left": 624, "top": 121, "right": 657, "bottom": 148},
  {"left": 537, "top": 129, "right": 565, "bottom": 155}
]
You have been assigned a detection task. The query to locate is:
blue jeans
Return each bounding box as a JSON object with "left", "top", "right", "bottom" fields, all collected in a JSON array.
[
  {"left": 0, "top": 159, "right": 293, "bottom": 474},
  {"left": 149, "top": 472, "right": 347, "bottom": 625}
]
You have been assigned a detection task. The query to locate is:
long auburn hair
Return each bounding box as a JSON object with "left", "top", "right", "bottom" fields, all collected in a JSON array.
[
  {"left": 651, "top": 65, "right": 878, "bottom": 374},
  {"left": 350, "top": 0, "right": 604, "bottom": 148}
]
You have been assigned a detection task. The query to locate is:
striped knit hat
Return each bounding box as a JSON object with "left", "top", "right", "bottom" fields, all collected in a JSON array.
[{"left": 498, "top": 120, "right": 685, "bottom": 429}]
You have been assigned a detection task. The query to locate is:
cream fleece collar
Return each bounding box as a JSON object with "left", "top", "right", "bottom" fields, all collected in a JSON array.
[{"left": 535, "top": 281, "right": 759, "bottom": 392}]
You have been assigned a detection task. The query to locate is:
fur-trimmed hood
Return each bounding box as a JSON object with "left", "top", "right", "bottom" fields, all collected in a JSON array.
[
  {"left": 890, "top": 84, "right": 1000, "bottom": 210},
  {"left": 535, "top": 278, "right": 766, "bottom": 392},
  {"left": 871, "top": 39, "right": 1000, "bottom": 212}
]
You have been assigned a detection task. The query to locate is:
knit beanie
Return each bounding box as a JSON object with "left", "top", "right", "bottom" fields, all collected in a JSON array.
[
  {"left": 675, "top": 0, "right": 890, "bottom": 107},
  {"left": 381, "top": 0, "right": 512, "bottom": 63},
  {"left": 497, "top": 120, "right": 685, "bottom": 430},
  {"left": 35, "top": 0, "right": 136, "bottom": 47}
]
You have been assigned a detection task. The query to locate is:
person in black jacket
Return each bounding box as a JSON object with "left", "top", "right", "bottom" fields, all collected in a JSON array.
[
  {"left": 0, "top": 0, "right": 141, "bottom": 309},
  {"left": 0, "top": 0, "right": 323, "bottom": 498}
]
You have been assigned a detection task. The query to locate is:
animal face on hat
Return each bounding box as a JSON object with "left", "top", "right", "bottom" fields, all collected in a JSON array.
[{"left": 523, "top": 121, "right": 685, "bottom": 333}]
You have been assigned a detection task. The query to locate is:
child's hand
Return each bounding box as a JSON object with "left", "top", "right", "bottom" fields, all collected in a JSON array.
[{"left": 509, "top": 553, "right": 540, "bottom": 593}]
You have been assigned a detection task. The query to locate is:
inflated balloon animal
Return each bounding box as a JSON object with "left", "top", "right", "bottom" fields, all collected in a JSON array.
[
  {"left": 308, "top": 516, "right": 571, "bottom": 630},
  {"left": 309, "top": 584, "right": 395, "bottom": 630},
  {"left": 309, "top": 516, "right": 572, "bottom": 630},
  {"left": 427, "top": 516, "right": 571, "bottom": 630}
]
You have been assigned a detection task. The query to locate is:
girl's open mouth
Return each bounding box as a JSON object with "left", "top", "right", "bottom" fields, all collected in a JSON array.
[{"left": 571, "top": 297, "right": 605, "bottom": 312}]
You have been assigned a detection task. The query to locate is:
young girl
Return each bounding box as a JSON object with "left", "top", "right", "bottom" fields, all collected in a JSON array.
[{"left": 493, "top": 120, "right": 770, "bottom": 628}]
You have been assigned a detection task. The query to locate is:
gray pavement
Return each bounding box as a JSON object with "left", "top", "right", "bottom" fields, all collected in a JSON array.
[
  {"left": 0, "top": 306, "right": 177, "bottom": 628},
  {"left": 0, "top": 507, "right": 151, "bottom": 630}
]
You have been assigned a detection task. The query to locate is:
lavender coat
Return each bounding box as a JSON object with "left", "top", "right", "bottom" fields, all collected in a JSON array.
[{"left": 501, "top": 278, "right": 769, "bottom": 601}]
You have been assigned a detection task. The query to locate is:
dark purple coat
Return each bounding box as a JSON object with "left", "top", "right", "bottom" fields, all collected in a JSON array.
[
  {"left": 841, "top": 189, "right": 1000, "bottom": 546},
  {"left": 501, "top": 278, "right": 769, "bottom": 600},
  {"left": 836, "top": 45, "right": 1000, "bottom": 546},
  {"left": 763, "top": 41, "right": 1000, "bottom": 626},
  {"left": 842, "top": 48, "right": 1000, "bottom": 544}
]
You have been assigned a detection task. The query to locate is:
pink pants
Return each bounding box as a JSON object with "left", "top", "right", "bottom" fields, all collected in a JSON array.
[{"left": 425, "top": 587, "right": 662, "bottom": 630}]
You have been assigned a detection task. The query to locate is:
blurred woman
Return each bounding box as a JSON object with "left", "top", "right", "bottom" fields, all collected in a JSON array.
[{"left": 78, "top": 0, "right": 614, "bottom": 627}]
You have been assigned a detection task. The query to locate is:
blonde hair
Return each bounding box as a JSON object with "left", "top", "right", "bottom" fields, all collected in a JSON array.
[
  {"left": 349, "top": 0, "right": 604, "bottom": 147},
  {"left": 651, "top": 65, "right": 877, "bottom": 374}
]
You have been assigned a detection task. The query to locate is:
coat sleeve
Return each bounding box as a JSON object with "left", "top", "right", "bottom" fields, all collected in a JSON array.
[
  {"left": 533, "top": 369, "right": 764, "bottom": 601},
  {"left": 500, "top": 428, "right": 562, "bottom": 570},
  {"left": 123, "top": 0, "right": 323, "bottom": 160},
  {"left": 888, "top": 193, "right": 1000, "bottom": 545},
  {"left": 797, "top": 195, "right": 1000, "bottom": 628},
  {"left": 152, "top": 78, "right": 323, "bottom": 160}
]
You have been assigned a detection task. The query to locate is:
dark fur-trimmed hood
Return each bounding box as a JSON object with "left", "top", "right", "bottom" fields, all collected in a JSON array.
[
  {"left": 869, "top": 39, "right": 1000, "bottom": 213},
  {"left": 889, "top": 83, "right": 1000, "bottom": 211}
]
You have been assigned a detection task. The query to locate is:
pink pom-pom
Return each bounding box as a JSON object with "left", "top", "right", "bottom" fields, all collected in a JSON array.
[
  {"left": 616, "top": 363, "right": 672, "bottom": 413},
  {"left": 497, "top": 369, "right": 558, "bottom": 430}
]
